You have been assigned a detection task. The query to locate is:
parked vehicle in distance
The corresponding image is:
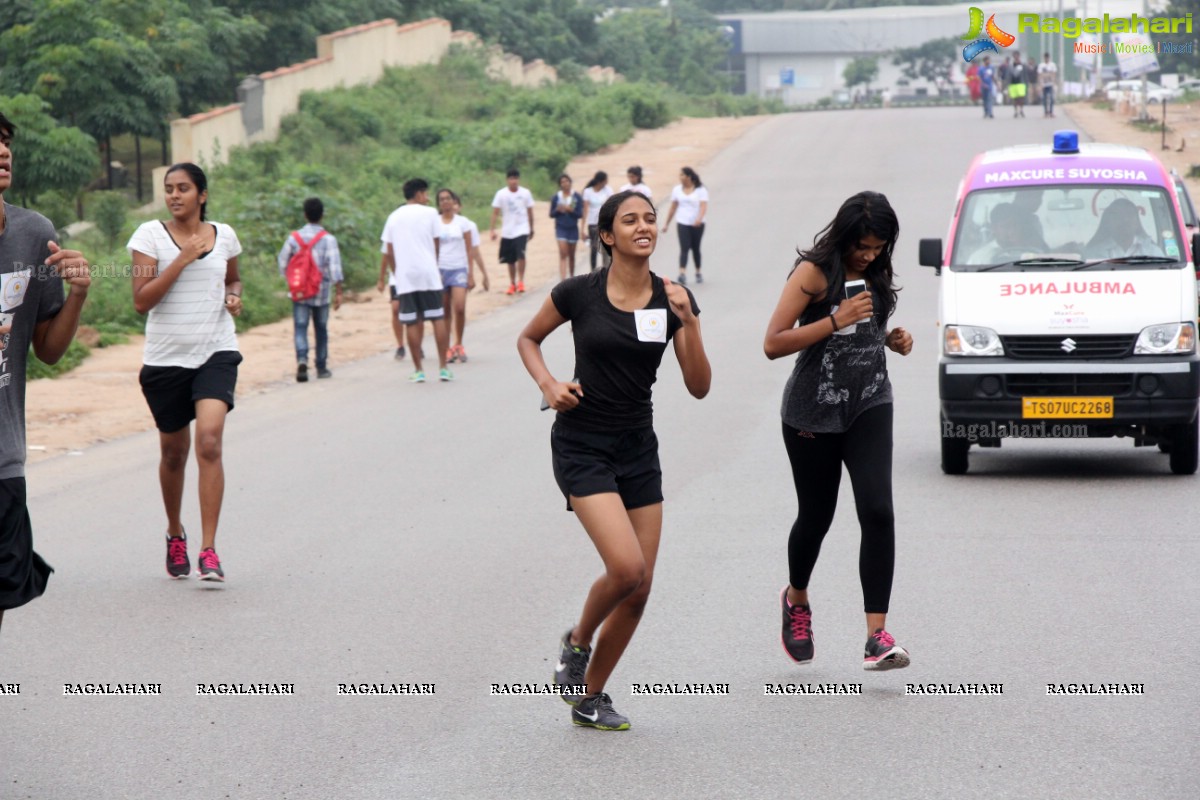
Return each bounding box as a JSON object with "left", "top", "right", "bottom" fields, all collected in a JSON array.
[{"left": 1104, "top": 79, "right": 1178, "bottom": 103}]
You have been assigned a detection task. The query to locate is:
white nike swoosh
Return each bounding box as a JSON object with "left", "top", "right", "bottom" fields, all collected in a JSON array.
[
  {"left": 556, "top": 661, "right": 567, "bottom": 673},
  {"left": 578, "top": 709, "right": 599, "bottom": 721}
]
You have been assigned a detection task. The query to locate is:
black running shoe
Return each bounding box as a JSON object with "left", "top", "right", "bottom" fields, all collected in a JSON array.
[
  {"left": 197, "top": 548, "right": 225, "bottom": 582},
  {"left": 394, "top": 346, "right": 406, "bottom": 361},
  {"left": 554, "top": 629, "right": 590, "bottom": 705},
  {"left": 165, "top": 533, "right": 190, "bottom": 579},
  {"left": 863, "top": 629, "right": 910, "bottom": 671},
  {"left": 296, "top": 363, "right": 308, "bottom": 383},
  {"left": 780, "top": 586, "right": 814, "bottom": 664},
  {"left": 571, "top": 693, "right": 630, "bottom": 731}
]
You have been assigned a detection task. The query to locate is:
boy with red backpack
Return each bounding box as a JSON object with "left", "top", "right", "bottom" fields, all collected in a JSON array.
[{"left": 278, "top": 197, "right": 344, "bottom": 381}]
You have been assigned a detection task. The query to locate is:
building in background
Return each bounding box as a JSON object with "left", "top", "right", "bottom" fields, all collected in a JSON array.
[{"left": 718, "top": 0, "right": 1150, "bottom": 106}]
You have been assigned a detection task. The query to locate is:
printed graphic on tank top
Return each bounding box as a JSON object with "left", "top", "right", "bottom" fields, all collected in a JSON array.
[{"left": 782, "top": 289, "right": 893, "bottom": 434}]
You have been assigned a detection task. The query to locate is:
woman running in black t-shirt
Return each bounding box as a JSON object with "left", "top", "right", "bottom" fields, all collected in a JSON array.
[{"left": 518, "top": 191, "right": 711, "bottom": 731}]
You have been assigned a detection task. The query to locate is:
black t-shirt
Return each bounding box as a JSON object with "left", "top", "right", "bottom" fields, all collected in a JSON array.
[
  {"left": 550, "top": 268, "right": 699, "bottom": 432},
  {"left": 1009, "top": 62, "right": 1028, "bottom": 85}
]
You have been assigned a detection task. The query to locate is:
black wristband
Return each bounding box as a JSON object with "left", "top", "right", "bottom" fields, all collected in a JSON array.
[{"left": 830, "top": 312, "right": 840, "bottom": 332}]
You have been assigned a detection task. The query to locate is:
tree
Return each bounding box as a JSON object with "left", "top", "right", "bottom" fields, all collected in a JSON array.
[
  {"left": 843, "top": 57, "right": 879, "bottom": 92},
  {"left": 1154, "top": 0, "right": 1198, "bottom": 75},
  {"left": 891, "top": 36, "right": 959, "bottom": 90},
  {"left": 0, "top": 94, "right": 97, "bottom": 207},
  {"left": 0, "top": 0, "right": 178, "bottom": 188},
  {"left": 592, "top": 4, "right": 730, "bottom": 94},
  {"left": 90, "top": 192, "right": 128, "bottom": 249}
]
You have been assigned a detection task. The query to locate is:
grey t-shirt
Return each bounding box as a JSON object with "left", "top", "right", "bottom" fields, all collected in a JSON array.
[
  {"left": 0, "top": 202, "right": 64, "bottom": 478},
  {"left": 780, "top": 288, "right": 893, "bottom": 433}
]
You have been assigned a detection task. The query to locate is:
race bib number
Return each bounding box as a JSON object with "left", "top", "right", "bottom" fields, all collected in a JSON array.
[
  {"left": 1, "top": 269, "right": 32, "bottom": 311},
  {"left": 634, "top": 308, "right": 668, "bottom": 343}
]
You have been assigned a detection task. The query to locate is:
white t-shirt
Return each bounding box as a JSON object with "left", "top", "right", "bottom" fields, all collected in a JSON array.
[
  {"left": 670, "top": 185, "right": 709, "bottom": 226},
  {"left": 619, "top": 183, "right": 653, "bottom": 199},
  {"left": 127, "top": 220, "right": 241, "bottom": 368},
  {"left": 381, "top": 204, "right": 442, "bottom": 294},
  {"left": 461, "top": 217, "right": 481, "bottom": 254},
  {"left": 1037, "top": 61, "right": 1058, "bottom": 87},
  {"left": 437, "top": 215, "right": 472, "bottom": 270},
  {"left": 491, "top": 187, "right": 534, "bottom": 239},
  {"left": 582, "top": 185, "right": 613, "bottom": 225}
]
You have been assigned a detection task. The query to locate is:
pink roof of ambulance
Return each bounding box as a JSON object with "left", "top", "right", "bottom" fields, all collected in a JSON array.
[{"left": 965, "top": 143, "right": 1169, "bottom": 192}]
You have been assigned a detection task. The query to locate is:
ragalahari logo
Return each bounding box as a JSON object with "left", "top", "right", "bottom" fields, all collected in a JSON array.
[{"left": 962, "top": 7, "right": 1016, "bottom": 62}]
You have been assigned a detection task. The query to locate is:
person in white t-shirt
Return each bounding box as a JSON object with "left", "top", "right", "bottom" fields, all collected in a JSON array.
[
  {"left": 380, "top": 178, "right": 451, "bottom": 383},
  {"left": 128, "top": 162, "right": 243, "bottom": 583},
  {"left": 618, "top": 165, "right": 652, "bottom": 199},
  {"left": 1036, "top": 52, "right": 1058, "bottom": 118},
  {"left": 581, "top": 171, "right": 613, "bottom": 272},
  {"left": 435, "top": 188, "right": 486, "bottom": 364},
  {"left": 489, "top": 169, "right": 535, "bottom": 295},
  {"left": 661, "top": 167, "right": 709, "bottom": 285}
]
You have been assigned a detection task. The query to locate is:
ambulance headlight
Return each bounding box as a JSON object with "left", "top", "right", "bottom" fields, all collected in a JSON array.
[
  {"left": 1134, "top": 322, "right": 1196, "bottom": 354},
  {"left": 944, "top": 325, "right": 1004, "bottom": 356}
]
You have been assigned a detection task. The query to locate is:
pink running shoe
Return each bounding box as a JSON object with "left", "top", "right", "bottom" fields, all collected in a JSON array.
[
  {"left": 197, "top": 548, "right": 225, "bottom": 582},
  {"left": 165, "top": 533, "right": 190, "bottom": 579},
  {"left": 779, "top": 587, "right": 814, "bottom": 664},
  {"left": 863, "top": 629, "right": 910, "bottom": 671}
]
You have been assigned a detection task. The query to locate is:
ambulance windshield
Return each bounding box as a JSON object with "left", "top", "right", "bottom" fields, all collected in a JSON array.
[{"left": 951, "top": 185, "right": 1185, "bottom": 270}]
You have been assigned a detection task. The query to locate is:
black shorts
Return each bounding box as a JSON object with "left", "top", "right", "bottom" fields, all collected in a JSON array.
[
  {"left": 397, "top": 290, "right": 445, "bottom": 324},
  {"left": 0, "top": 477, "right": 52, "bottom": 611},
  {"left": 498, "top": 235, "right": 528, "bottom": 265},
  {"left": 390, "top": 286, "right": 401, "bottom": 302},
  {"left": 551, "top": 423, "right": 662, "bottom": 512},
  {"left": 139, "top": 351, "right": 243, "bottom": 433}
]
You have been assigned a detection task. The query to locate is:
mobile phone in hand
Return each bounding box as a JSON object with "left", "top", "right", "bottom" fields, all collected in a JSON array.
[{"left": 845, "top": 279, "right": 866, "bottom": 299}]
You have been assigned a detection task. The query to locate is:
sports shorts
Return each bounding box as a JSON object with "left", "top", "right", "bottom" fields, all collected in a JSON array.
[{"left": 551, "top": 423, "right": 662, "bottom": 512}]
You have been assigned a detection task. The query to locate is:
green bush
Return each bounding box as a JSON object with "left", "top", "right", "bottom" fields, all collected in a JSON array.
[
  {"left": 89, "top": 191, "right": 128, "bottom": 249},
  {"left": 32, "top": 191, "right": 77, "bottom": 233}
]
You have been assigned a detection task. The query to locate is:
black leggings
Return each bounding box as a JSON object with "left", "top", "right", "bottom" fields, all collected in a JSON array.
[
  {"left": 782, "top": 404, "right": 895, "bottom": 613},
  {"left": 677, "top": 223, "right": 704, "bottom": 270}
]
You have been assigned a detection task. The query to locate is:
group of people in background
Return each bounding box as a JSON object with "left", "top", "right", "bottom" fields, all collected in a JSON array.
[
  {"left": 551, "top": 165, "right": 709, "bottom": 286},
  {"left": 970, "top": 51, "right": 1058, "bottom": 120}
]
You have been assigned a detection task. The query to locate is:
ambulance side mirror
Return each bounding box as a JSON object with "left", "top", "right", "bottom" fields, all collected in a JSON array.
[{"left": 919, "top": 238, "right": 943, "bottom": 276}]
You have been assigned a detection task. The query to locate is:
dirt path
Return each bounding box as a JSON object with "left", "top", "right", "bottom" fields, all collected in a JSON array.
[
  {"left": 25, "top": 115, "right": 766, "bottom": 462},
  {"left": 1064, "top": 96, "right": 1200, "bottom": 198}
]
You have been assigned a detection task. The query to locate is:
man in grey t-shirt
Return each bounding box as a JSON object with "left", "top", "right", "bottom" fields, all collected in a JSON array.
[{"left": 0, "top": 110, "right": 92, "bottom": 637}]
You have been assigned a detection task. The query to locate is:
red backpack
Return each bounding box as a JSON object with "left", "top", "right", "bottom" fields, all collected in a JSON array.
[{"left": 285, "top": 230, "right": 327, "bottom": 301}]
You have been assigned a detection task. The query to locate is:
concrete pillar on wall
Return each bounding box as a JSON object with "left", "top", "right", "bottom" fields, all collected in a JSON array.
[{"left": 238, "top": 76, "right": 265, "bottom": 139}]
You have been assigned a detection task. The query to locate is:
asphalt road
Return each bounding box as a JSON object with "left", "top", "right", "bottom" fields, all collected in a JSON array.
[{"left": 2, "top": 108, "right": 1197, "bottom": 799}]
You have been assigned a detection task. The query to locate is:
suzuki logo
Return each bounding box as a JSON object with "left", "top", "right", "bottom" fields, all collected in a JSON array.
[{"left": 1060, "top": 338, "right": 1077, "bottom": 353}]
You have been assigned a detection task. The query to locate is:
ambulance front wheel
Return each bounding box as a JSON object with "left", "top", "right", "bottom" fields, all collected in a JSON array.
[
  {"left": 1168, "top": 417, "right": 1197, "bottom": 475},
  {"left": 941, "top": 416, "right": 970, "bottom": 475}
]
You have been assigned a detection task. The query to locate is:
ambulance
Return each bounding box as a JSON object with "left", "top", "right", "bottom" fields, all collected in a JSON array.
[{"left": 920, "top": 131, "right": 1200, "bottom": 475}]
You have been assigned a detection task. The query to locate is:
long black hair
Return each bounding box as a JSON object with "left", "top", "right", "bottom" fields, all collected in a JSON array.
[
  {"left": 681, "top": 166, "right": 702, "bottom": 188},
  {"left": 795, "top": 191, "right": 900, "bottom": 321},
  {"left": 597, "top": 190, "right": 656, "bottom": 257},
  {"left": 585, "top": 170, "right": 608, "bottom": 190},
  {"left": 165, "top": 162, "right": 209, "bottom": 221}
]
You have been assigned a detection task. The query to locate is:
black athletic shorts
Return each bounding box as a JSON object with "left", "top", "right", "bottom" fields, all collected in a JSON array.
[
  {"left": 0, "top": 477, "right": 52, "bottom": 611},
  {"left": 139, "top": 350, "right": 243, "bottom": 433},
  {"left": 551, "top": 423, "right": 662, "bottom": 512},
  {"left": 390, "top": 285, "right": 401, "bottom": 302},
  {"left": 397, "top": 290, "right": 445, "bottom": 324},
  {"left": 498, "top": 235, "right": 528, "bottom": 265}
]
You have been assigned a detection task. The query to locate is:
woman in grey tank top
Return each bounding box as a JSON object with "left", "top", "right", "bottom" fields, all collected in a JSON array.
[{"left": 763, "top": 192, "right": 915, "bottom": 672}]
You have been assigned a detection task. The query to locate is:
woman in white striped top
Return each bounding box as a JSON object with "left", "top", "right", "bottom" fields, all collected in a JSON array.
[{"left": 128, "top": 163, "right": 243, "bottom": 583}]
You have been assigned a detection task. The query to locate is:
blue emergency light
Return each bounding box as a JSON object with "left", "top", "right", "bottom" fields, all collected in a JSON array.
[{"left": 1052, "top": 130, "right": 1080, "bottom": 154}]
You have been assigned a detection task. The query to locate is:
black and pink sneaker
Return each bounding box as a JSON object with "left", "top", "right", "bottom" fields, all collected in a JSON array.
[
  {"left": 166, "top": 533, "right": 190, "bottom": 579},
  {"left": 863, "top": 629, "right": 910, "bottom": 671},
  {"left": 780, "top": 587, "right": 814, "bottom": 664},
  {"left": 197, "top": 548, "right": 225, "bottom": 582}
]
